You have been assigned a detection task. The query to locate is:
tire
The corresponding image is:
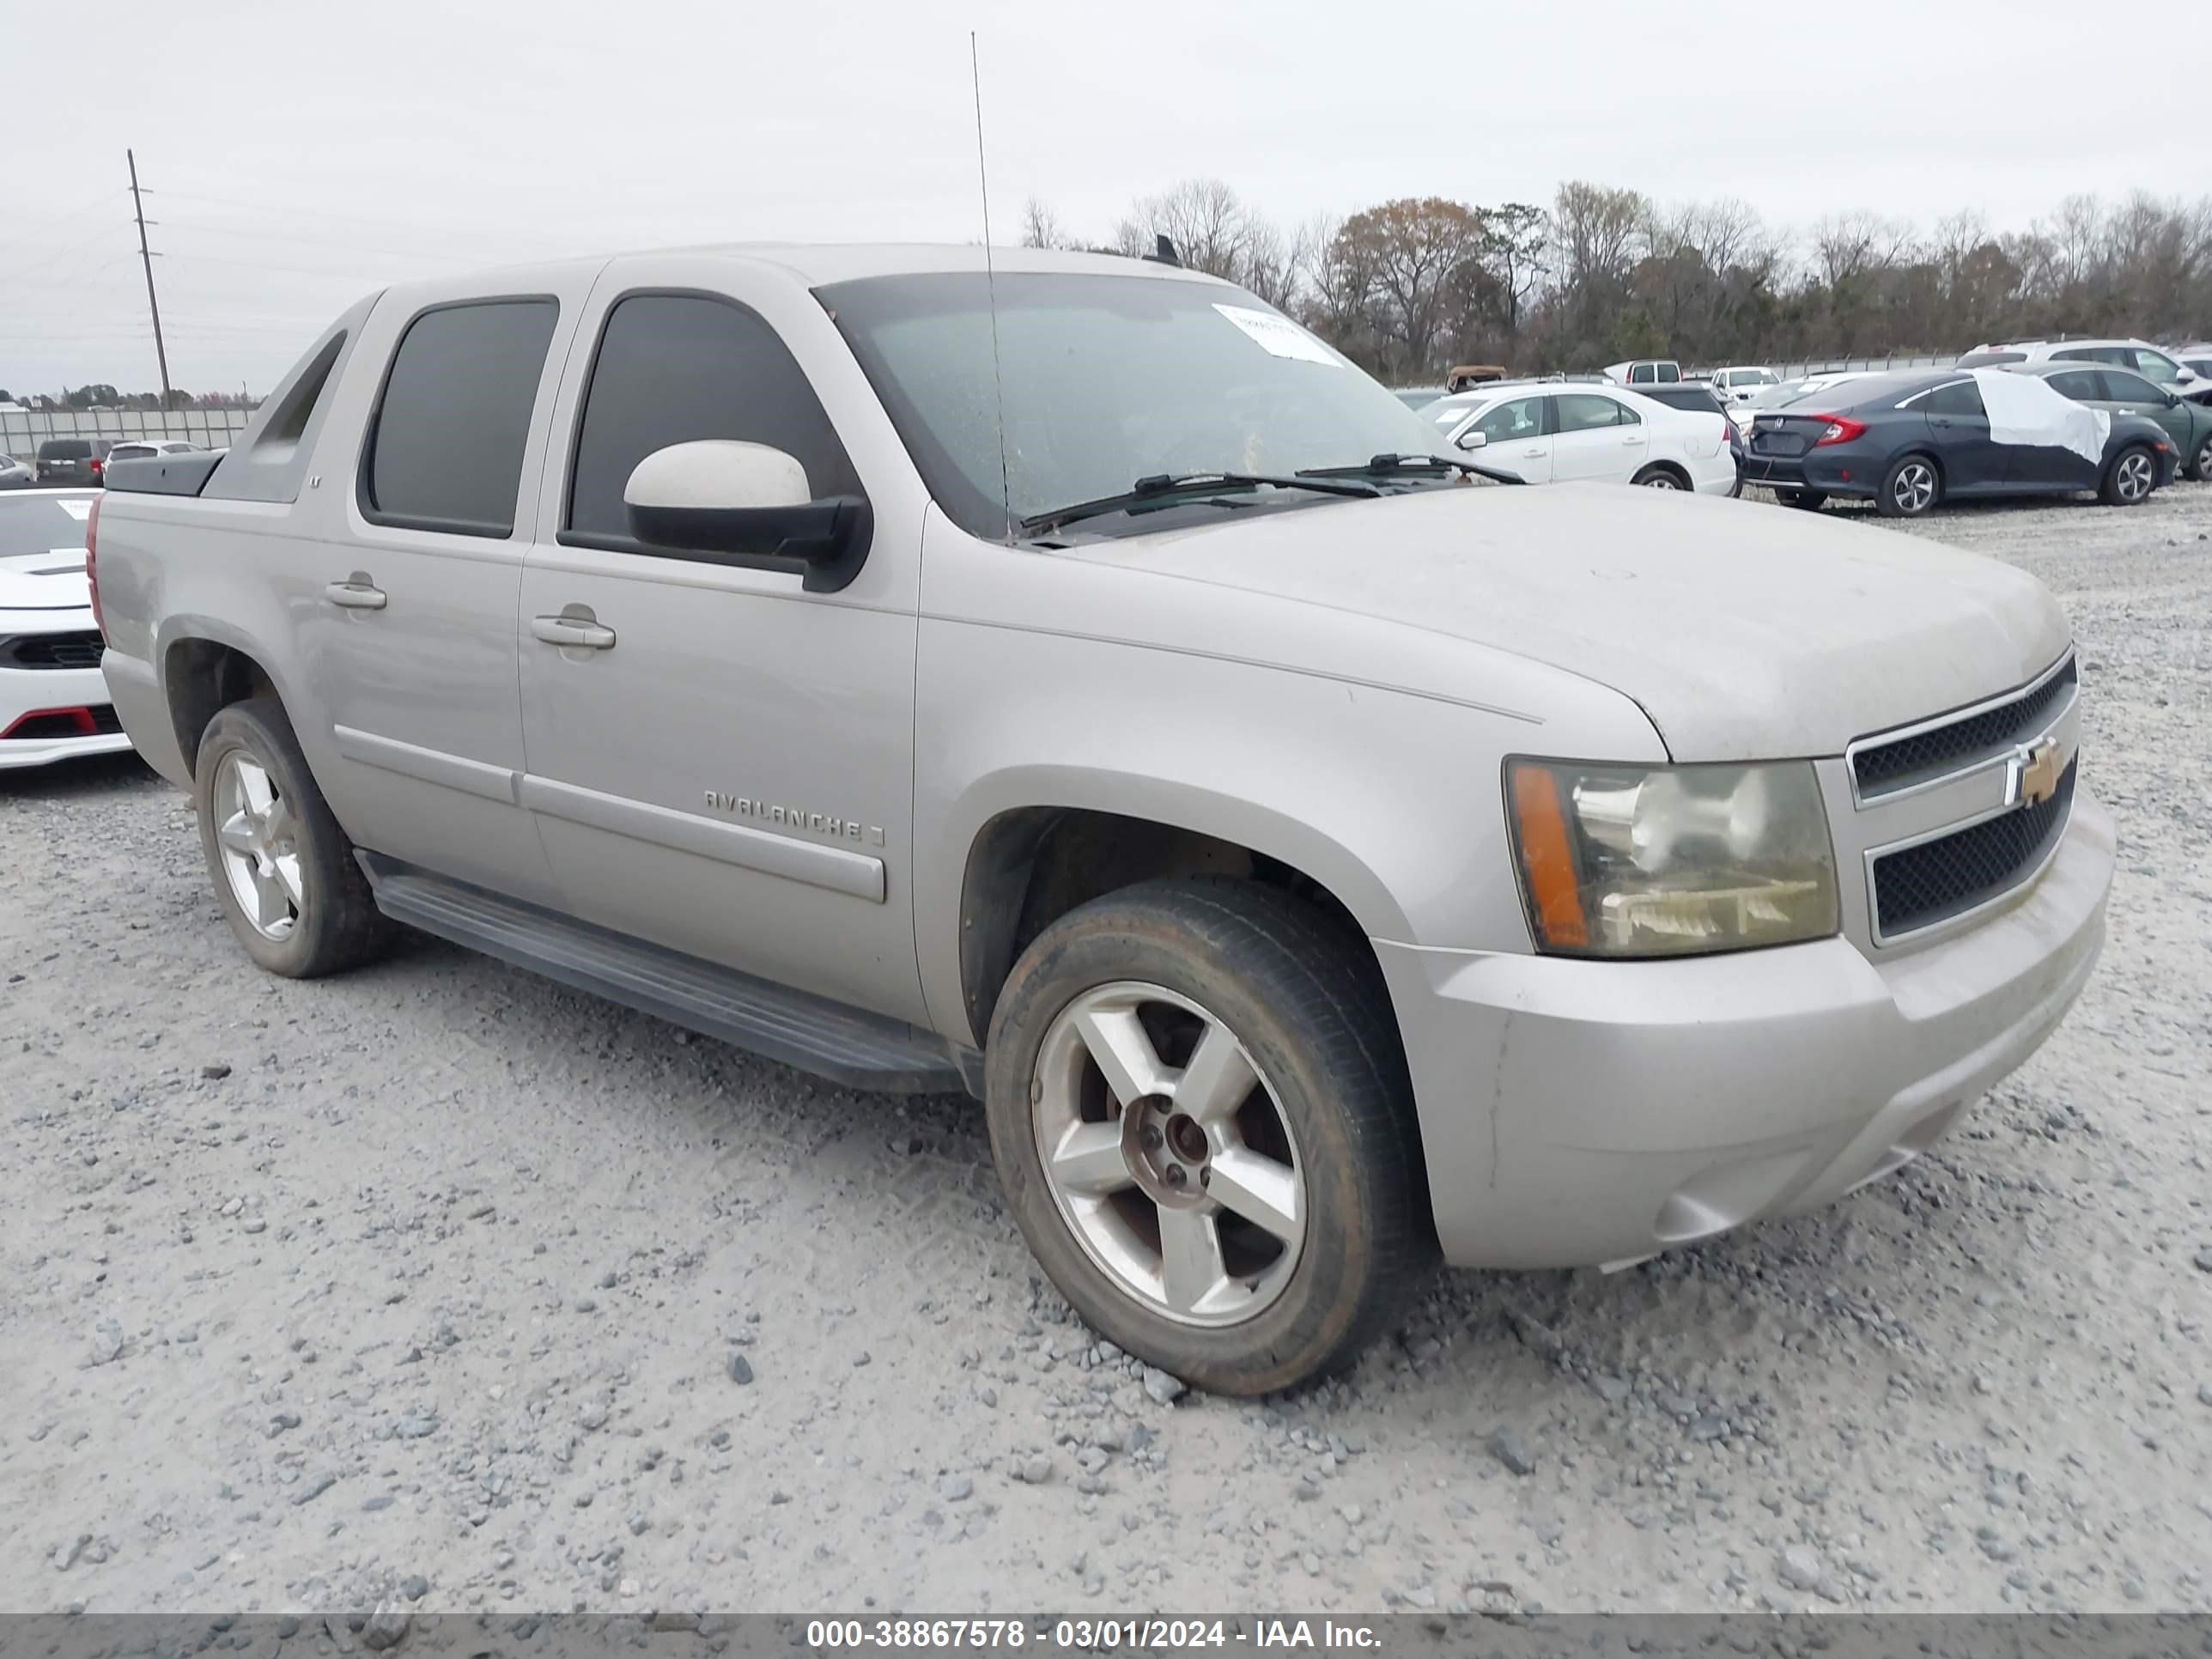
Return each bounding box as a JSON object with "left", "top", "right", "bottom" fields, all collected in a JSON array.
[
  {"left": 1631, "top": 465, "right": 1685, "bottom": 489},
  {"left": 2100, "top": 444, "right": 2156, "bottom": 507},
  {"left": 2183, "top": 435, "right": 2211, "bottom": 484},
  {"left": 1877, "top": 453, "right": 1941, "bottom": 518},
  {"left": 983, "top": 878, "right": 1435, "bottom": 1395},
  {"left": 1774, "top": 489, "right": 1827, "bottom": 511},
  {"left": 193, "top": 696, "right": 395, "bottom": 978}
]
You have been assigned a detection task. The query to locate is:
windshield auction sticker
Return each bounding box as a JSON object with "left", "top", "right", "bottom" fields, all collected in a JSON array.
[{"left": 1212, "top": 304, "right": 1346, "bottom": 368}]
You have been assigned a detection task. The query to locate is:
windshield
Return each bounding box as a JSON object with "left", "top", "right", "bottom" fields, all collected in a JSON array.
[
  {"left": 0, "top": 494, "right": 94, "bottom": 556},
  {"left": 819, "top": 271, "right": 1454, "bottom": 538}
]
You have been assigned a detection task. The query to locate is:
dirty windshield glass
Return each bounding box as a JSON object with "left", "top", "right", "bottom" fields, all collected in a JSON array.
[{"left": 819, "top": 270, "right": 1453, "bottom": 538}]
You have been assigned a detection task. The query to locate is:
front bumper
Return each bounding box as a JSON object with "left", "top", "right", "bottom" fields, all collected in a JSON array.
[
  {"left": 1, "top": 648, "right": 134, "bottom": 771},
  {"left": 1376, "top": 787, "right": 2113, "bottom": 1270}
]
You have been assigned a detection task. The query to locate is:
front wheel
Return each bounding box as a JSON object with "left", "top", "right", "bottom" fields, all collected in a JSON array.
[
  {"left": 983, "top": 878, "right": 1434, "bottom": 1395},
  {"left": 2100, "top": 444, "right": 2156, "bottom": 506},
  {"left": 1878, "top": 454, "right": 1941, "bottom": 518},
  {"left": 2183, "top": 435, "right": 2211, "bottom": 484}
]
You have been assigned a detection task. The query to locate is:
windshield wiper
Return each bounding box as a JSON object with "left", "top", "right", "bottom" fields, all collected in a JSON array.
[
  {"left": 1299, "top": 453, "right": 1527, "bottom": 488},
  {"left": 1019, "top": 471, "right": 1380, "bottom": 536}
]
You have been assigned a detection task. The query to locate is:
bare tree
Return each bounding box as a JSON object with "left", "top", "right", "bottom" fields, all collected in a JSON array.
[
  {"left": 1019, "top": 198, "right": 1072, "bottom": 251},
  {"left": 1114, "top": 179, "right": 1253, "bottom": 281}
]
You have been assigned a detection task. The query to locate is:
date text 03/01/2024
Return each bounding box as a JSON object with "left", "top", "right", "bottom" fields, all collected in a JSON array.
[{"left": 800, "top": 1620, "right": 1383, "bottom": 1650}]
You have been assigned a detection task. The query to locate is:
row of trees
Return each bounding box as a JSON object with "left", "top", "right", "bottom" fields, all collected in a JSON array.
[
  {"left": 1022, "top": 180, "right": 2212, "bottom": 382},
  {"left": 1, "top": 386, "right": 256, "bottom": 411}
]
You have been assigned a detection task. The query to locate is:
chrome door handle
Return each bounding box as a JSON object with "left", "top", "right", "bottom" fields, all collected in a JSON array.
[
  {"left": 531, "top": 614, "right": 616, "bottom": 650},
  {"left": 325, "top": 577, "right": 386, "bottom": 610}
]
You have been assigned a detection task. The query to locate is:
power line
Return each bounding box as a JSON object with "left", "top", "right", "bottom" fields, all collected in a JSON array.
[
  {"left": 156, "top": 216, "right": 563, "bottom": 266},
  {"left": 0, "top": 221, "right": 136, "bottom": 290},
  {"left": 146, "top": 185, "right": 573, "bottom": 256}
]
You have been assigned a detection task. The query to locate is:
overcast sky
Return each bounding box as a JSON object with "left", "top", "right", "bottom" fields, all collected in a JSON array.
[{"left": 1, "top": 0, "right": 2184, "bottom": 397}]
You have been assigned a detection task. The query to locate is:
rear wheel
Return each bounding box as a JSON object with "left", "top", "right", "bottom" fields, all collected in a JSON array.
[
  {"left": 2100, "top": 444, "right": 2156, "bottom": 506},
  {"left": 1632, "top": 465, "right": 1685, "bottom": 489},
  {"left": 1878, "top": 454, "right": 1941, "bottom": 518},
  {"left": 194, "top": 697, "right": 396, "bottom": 978},
  {"left": 983, "top": 878, "right": 1434, "bottom": 1395},
  {"left": 1774, "top": 489, "right": 1827, "bottom": 510}
]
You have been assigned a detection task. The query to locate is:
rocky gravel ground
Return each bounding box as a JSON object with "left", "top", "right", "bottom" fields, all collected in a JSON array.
[{"left": 2, "top": 483, "right": 2207, "bottom": 1620}]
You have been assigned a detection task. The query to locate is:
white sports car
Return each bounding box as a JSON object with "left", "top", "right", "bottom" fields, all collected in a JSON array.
[
  {"left": 0, "top": 489, "right": 132, "bottom": 769},
  {"left": 1421, "top": 381, "right": 1738, "bottom": 494}
]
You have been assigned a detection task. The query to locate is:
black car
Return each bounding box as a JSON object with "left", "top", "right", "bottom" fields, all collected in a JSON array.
[
  {"left": 35, "top": 437, "right": 116, "bottom": 487},
  {"left": 1638, "top": 381, "right": 1746, "bottom": 495},
  {"left": 1740, "top": 370, "right": 2176, "bottom": 517}
]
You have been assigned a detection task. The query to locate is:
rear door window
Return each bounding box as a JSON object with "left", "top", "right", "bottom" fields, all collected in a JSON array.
[
  {"left": 361, "top": 298, "right": 560, "bottom": 537},
  {"left": 2044, "top": 369, "right": 2103, "bottom": 401}
]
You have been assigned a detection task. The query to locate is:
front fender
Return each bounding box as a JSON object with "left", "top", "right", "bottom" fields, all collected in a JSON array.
[{"left": 912, "top": 623, "right": 1663, "bottom": 1047}]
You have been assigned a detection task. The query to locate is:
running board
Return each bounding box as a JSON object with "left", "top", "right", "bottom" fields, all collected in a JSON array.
[{"left": 357, "top": 854, "right": 975, "bottom": 1097}]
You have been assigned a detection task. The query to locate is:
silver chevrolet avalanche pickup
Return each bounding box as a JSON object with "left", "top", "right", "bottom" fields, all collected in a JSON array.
[{"left": 90, "top": 246, "right": 2113, "bottom": 1395}]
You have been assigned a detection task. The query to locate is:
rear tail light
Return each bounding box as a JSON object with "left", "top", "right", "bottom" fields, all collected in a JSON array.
[
  {"left": 1809, "top": 416, "right": 1868, "bottom": 447},
  {"left": 86, "top": 493, "right": 106, "bottom": 642},
  {"left": 89, "top": 456, "right": 103, "bottom": 476}
]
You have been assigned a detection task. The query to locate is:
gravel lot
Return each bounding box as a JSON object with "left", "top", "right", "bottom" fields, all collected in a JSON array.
[{"left": 3, "top": 482, "right": 2207, "bottom": 1620}]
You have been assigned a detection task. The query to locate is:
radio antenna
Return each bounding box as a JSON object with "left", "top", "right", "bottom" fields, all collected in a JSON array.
[{"left": 970, "top": 32, "right": 1013, "bottom": 541}]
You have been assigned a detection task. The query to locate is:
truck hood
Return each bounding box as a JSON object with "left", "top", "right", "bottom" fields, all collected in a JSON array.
[
  {"left": 0, "top": 549, "right": 92, "bottom": 612},
  {"left": 1070, "top": 483, "right": 2070, "bottom": 760}
]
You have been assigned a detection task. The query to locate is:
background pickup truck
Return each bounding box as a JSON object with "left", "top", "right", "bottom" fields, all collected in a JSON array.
[{"left": 90, "top": 243, "right": 2113, "bottom": 1395}]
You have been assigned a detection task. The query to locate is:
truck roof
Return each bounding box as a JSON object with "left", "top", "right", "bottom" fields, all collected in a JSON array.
[{"left": 386, "top": 242, "right": 1231, "bottom": 294}]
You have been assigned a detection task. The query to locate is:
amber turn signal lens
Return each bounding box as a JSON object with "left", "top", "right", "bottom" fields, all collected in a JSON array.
[{"left": 1510, "top": 763, "right": 1589, "bottom": 949}]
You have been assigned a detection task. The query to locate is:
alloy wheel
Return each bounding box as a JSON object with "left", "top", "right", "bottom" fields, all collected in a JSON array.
[
  {"left": 1030, "top": 981, "right": 1304, "bottom": 1327},
  {"left": 213, "top": 750, "right": 303, "bottom": 940},
  {"left": 1640, "top": 472, "right": 1681, "bottom": 489},
  {"left": 2117, "top": 451, "right": 2154, "bottom": 501},
  {"left": 1893, "top": 461, "right": 1937, "bottom": 514}
]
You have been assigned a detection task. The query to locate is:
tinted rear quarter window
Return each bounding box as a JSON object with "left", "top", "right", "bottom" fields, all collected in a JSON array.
[
  {"left": 362, "top": 298, "right": 559, "bottom": 536},
  {"left": 565, "top": 292, "right": 861, "bottom": 543},
  {"left": 1919, "top": 381, "right": 1985, "bottom": 416}
]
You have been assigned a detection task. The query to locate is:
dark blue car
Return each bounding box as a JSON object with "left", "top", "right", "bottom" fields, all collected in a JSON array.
[{"left": 1741, "top": 369, "right": 2176, "bottom": 517}]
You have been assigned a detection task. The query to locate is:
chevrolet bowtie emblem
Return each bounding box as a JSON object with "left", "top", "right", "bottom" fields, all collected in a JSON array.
[{"left": 2014, "top": 738, "right": 2063, "bottom": 807}]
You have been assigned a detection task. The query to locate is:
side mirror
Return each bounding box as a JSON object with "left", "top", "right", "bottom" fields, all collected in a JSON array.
[
  {"left": 1457, "top": 429, "right": 1490, "bottom": 451},
  {"left": 624, "top": 441, "right": 871, "bottom": 592}
]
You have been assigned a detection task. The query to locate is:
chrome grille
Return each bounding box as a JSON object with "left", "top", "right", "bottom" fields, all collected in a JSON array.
[
  {"left": 1871, "top": 763, "right": 2075, "bottom": 938},
  {"left": 1851, "top": 657, "right": 2076, "bottom": 798}
]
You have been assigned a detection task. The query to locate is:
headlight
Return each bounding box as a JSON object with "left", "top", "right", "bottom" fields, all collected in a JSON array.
[{"left": 1505, "top": 758, "right": 1838, "bottom": 957}]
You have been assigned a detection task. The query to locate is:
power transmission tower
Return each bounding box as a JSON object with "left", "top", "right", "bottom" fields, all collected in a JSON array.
[{"left": 127, "top": 149, "right": 172, "bottom": 406}]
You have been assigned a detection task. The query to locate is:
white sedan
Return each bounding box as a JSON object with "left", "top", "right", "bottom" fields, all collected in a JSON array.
[
  {"left": 1422, "top": 383, "right": 1738, "bottom": 494},
  {"left": 0, "top": 489, "right": 132, "bottom": 770}
]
